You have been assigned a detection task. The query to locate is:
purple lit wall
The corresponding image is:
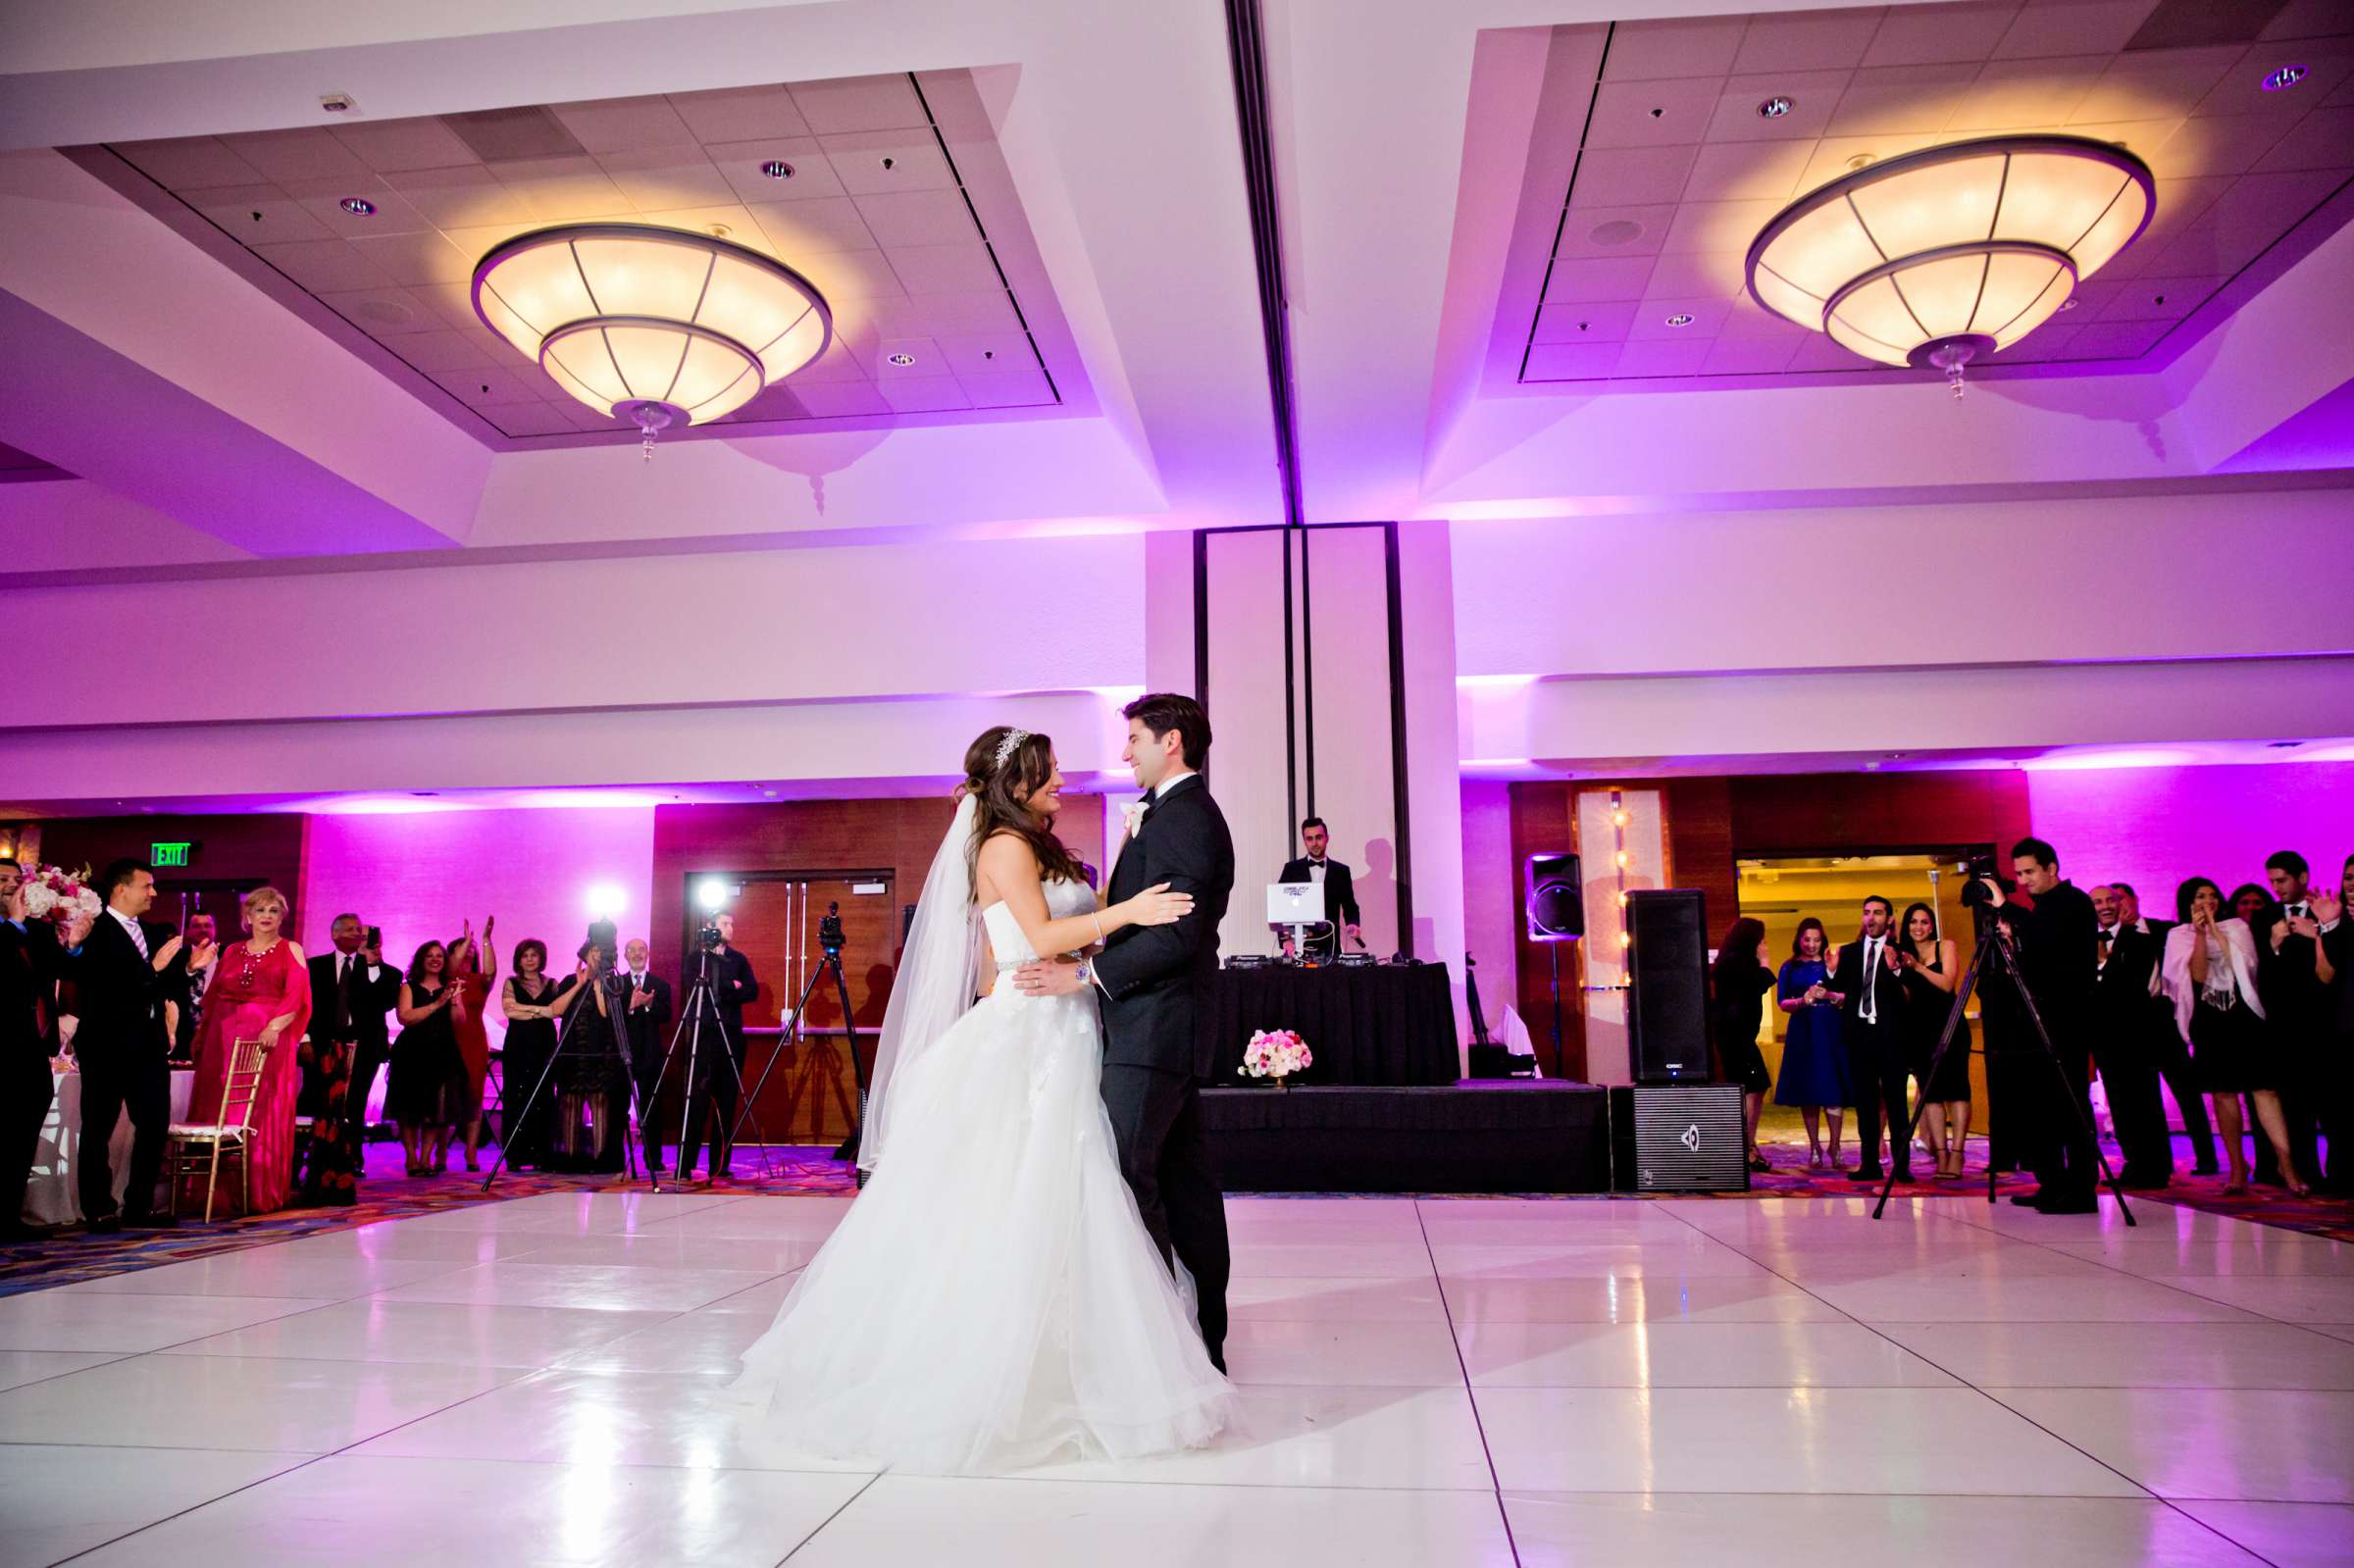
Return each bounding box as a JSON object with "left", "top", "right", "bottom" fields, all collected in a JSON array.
[
  {"left": 2023, "top": 760, "right": 2354, "bottom": 910},
  {"left": 1459, "top": 779, "right": 1517, "bottom": 1037},
  {"left": 299, "top": 805, "right": 658, "bottom": 1048}
]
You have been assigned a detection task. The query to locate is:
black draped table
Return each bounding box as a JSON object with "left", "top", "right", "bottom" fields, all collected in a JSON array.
[{"left": 1201, "top": 963, "right": 1458, "bottom": 1087}]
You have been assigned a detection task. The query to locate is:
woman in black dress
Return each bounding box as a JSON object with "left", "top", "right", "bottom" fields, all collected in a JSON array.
[
  {"left": 1710, "top": 917, "right": 1776, "bottom": 1172},
  {"left": 1894, "top": 902, "right": 1969, "bottom": 1178},
  {"left": 497, "top": 938, "right": 569, "bottom": 1170},
  {"left": 388, "top": 940, "right": 471, "bottom": 1178},
  {"left": 2161, "top": 877, "right": 2304, "bottom": 1195},
  {"left": 547, "top": 933, "right": 630, "bottom": 1173}
]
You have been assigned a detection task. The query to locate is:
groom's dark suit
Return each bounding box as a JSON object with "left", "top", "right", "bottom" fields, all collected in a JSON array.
[{"left": 1093, "top": 772, "right": 1235, "bottom": 1369}]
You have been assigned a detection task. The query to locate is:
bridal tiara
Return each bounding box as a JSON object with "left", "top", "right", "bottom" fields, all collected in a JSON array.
[{"left": 993, "top": 728, "right": 1031, "bottom": 769}]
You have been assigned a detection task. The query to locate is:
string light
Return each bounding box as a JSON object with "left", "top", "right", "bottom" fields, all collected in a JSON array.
[{"left": 1612, "top": 789, "right": 1629, "bottom": 973}]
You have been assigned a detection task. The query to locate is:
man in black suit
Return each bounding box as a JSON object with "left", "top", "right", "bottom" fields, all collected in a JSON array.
[
  {"left": 58, "top": 860, "right": 191, "bottom": 1232},
  {"left": 169, "top": 913, "right": 218, "bottom": 1063},
  {"left": 2318, "top": 856, "right": 2351, "bottom": 1193},
  {"left": 310, "top": 914, "right": 400, "bottom": 1184},
  {"left": 3, "top": 860, "right": 68, "bottom": 1239},
  {"left": 2092, "top": 882, "right": 2172, "bottom": 1187},
  {"left": 2257, "top": 850, "right": 2328, "bottom": 1189},
  {"left": 2113, "top": 882, "right": 2217, "bottom": 1175},
  {"left": 615, "top": 937, "right": 675, "bottom": 1176},
  {"left": 1277, "top": 817, "right": 1364, "bottom": 962},
  {"left": 1828, "top": 895, "right": 1913, "bottom": 1183},
  {"left": 1986, "top": 837, "right": 2102, "bottom": 1214},
  {"left": 678, "top": 913, "right": 756, "bottom": 1182},
  {"left": 1016, "top": 692, "right": 1236, "bottom": 1372}
]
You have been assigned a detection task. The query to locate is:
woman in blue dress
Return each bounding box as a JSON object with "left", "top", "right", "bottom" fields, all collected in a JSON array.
[{"left": 1773, "top": 917, "right": 1853, "bottom": 1169}]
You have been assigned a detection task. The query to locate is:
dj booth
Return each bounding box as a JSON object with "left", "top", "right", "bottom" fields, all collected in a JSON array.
[{"left": 1201, "top": 962, "right": 1458, "bottom": 1086}]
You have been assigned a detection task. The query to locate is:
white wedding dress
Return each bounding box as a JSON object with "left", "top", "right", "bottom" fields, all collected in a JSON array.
[{"left": 727, "top": 877, "right": 1234, "bottom": 1473}]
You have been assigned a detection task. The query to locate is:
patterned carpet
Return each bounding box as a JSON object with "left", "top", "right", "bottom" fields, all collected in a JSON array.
[{"left": 6, "top": 1131, "right": 2345, "bottom": 1295}]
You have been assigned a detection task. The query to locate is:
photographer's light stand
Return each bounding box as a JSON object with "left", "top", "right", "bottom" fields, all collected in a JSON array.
[
  {"left": 1872, "top": 915, "right": 2133, "bottom": 1225},
  {"left": 646, "top": 940, "right": 776, "bottom": 1184},
  {"left": 482, "top": 968, "right": 653, "bottom": 1191},
  {"left": 732, "top": 892, "right": 870, "bottom": 1176}
]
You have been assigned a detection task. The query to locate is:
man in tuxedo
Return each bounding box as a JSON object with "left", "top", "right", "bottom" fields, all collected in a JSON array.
[
  {"left": 1829, "top": 895, "right": 1913, "bottom": 1183},
  {"left": 2259, "top": 850, "right": 2328, "bottom": 1188},
  {"left": 58, "top": 860, "right": 191, "bottom": 1232},
  {"left": 1015, "top": 692, "right": 1236, "bottom": 1372},
  {"left": 1277, "top": 817, "right": 1363, "bottom": 962},
  {"left": 170, "top": 912, "right": 218, "bottom": 1063},
  {"left": 2, "top": 861, "right": 68, "bottom": 1239},
  {"left": 311, "top": 915, "right": 399, "bottom": 1183},
  {"left": 2114, "top": 882, "right": 2218, "bottom": 1175},
  {"left": 1986, "top": 837, "right": 2102, "bottom": 1213},
  {"left": 678, "top": 913, "right": 756, "bottom": 1182},
  {"left": 2092, "top": 883, "right": 2172, "bottom": 1187},
  {"left": 2319, "top": 855, "right": 2351, "bottom": 1193},
  {"left": 616, "top": 937, "right": 675, "bottom": 1177}
]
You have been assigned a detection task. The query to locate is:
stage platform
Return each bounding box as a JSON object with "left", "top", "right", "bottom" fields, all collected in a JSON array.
[{"left": 1201, "top": 1080, "right": 1610, "bottom": 1193}]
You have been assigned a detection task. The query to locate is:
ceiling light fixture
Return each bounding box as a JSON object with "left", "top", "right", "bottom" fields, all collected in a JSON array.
[
  {"left": 338, "top": 196, "right": 376, "bottom": 216},
  {"left": 761, "top": 160, "right": 795, "bottom": 178},
  {"left": 2263, "top": 64, "right": 2308, "bottom": 91},
  {"left": 1745, "top": 133, "right": 2154, "bottom": 397},
  {"left": 1663, "top": 313, "right": 1694, "bottom": 327},
  {"left": 886, "top": 351, "right": 917, "bottom": 366},
  {"left": 1757, "top": 96, "right": 1794, "bottom": 119},
  {"left": 472, "top": 223, "right": 832, "bottom": 458}
]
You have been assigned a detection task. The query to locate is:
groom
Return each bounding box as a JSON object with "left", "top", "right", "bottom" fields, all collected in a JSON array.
[{"left": 1017, "top": 692, "right": 1235, "bottom": 1372}]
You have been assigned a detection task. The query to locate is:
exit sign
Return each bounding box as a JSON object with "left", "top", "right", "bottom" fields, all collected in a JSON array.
[{"left": 151, "top": 841, "right": 193, "bottom": 868}]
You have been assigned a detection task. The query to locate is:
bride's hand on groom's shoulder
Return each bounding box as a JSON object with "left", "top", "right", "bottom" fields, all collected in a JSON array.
[{"left": 1124, "top": 883, "right": 1194, "bottom": 928}]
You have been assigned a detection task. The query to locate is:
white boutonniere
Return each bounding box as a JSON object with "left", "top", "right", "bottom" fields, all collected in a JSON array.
[{"left": 1121, "top": 800, "right": 1149, "bottom": 839}]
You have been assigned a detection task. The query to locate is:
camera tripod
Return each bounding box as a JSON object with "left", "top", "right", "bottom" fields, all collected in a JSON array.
[
  {"left": 645, "top": 945, "right": 775, "bottom": 1184},
  {"left": 734, "top": 901, "right": 873, "bottom": 1171},
  {"left": 1871, "top": 913, "right": 2134, "bottom": 1225},
  {"left": 483, "top": 966, "right": 655, "bottom": 1190}
]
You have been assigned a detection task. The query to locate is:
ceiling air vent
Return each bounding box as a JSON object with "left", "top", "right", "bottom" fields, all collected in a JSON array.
[
  {"left": 2124, "top": 0, "right": 2289, "bottom": 50},
  {"left": 438, "top": 106, "right": 587, "bottom": 162}
]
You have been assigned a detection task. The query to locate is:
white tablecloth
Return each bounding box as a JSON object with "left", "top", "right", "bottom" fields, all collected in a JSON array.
[{"left": 25, "top": 1067, "right": 197, "bottom": 1227}]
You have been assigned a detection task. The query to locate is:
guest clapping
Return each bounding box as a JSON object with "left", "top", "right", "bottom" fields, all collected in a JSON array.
[
  {"left": 1894, "top": 902, "right": 1969, "bottom": 1179},
  {"left": 443, "top": 918, "right": 497, "bottom": 1173},
  {"left": 57, "top": 861, "right": 188, "bottom": 1232},
  {"left": 497, "top": 938, "right": 563, "bottom": 1171},
  {"left": 1773, "top": 918, "right": 1851, "bottom": 1169},
  {"left": 389, "top": 941, "right": 471, "bottom": 1178},
  {"left": 2161, "top": 878, "right": 2304, "bottom": 1196}
]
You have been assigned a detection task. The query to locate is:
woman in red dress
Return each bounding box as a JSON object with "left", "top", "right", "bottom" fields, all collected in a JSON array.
[
  {"left": 444, "top": 917, "right": 497, "bottom": 1172},
  {"left": 187, "top": 885, "right": 313, "bottom": 1216}
]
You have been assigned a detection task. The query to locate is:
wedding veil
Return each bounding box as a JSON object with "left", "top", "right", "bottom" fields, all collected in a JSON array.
[{"left": 858, "top": 791, "right": 984, "bottom": 1175}]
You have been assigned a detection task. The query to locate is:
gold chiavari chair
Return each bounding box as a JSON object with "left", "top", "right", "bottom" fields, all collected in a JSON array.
[{"left": 166, "top": 1036, "right": 269, "bottom": 1222}]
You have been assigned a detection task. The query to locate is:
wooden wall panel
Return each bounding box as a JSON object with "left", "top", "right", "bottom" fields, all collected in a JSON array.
[
  {"left": 26, "top": 813, "right": 309, "bottom": 929},
  {"left": 1729, "top": 770, "right": 2031, "bottom": 856},
  {"left": 1663, "top": 776, "right": 1738, "bottom": 946},
  {"left": 1507, "top": 781, "right": 1583, "bottom": 1080}
]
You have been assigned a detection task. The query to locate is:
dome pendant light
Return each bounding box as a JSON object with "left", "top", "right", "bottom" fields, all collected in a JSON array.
[
  {"left": 1745, "top": 135, "right": 2155, "bottom": 397},
  {"left": 472, "top": 224, "right": 833, "bottom": 456}
]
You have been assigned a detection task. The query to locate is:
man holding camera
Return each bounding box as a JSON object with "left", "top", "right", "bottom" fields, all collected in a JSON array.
[
  {"left": 1982, "top": 837, "right": 2102, "bottom": 1213},
  {"left": 678, "top": 912, "right": 756, "bottom": 1183}
]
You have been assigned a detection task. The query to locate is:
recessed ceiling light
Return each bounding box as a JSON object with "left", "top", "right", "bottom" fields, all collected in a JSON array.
[
  {"left": 2058, "top": 298, "right": 2078, "bottom": 311},
  {"left": 887, "top": 351, "right": 916, "bottom": 366},
  {"left": 1589, "top": 218, "right": 1644, "bottom": 247},
  {"left": 1663, "top": 313, "right": 1694, "bottom": 328},
  {"left": 760, "top": 160, "right": 795, "bottom": 179},
  {"left": 338, "top": 196, "right": 376, "bottom": 216},
  {"left": 2263, "top": 64, "right": 2308, "bottom": 91},
  {"left": 1758, "top": 96, "right": 1794, "bottom": 119}
]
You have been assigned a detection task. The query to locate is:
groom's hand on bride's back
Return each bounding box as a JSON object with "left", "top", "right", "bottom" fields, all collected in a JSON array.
[{"left": 1012, "top": 958, "right": 1086, "bottom": 996}]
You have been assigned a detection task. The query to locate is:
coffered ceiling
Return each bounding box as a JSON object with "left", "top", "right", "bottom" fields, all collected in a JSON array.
[
  {"left": 74, "top": 70, "right": 1079, "bottom": 443},
  {"left": 1498, "top": 2, "right": 2354, "bottom": 386}
]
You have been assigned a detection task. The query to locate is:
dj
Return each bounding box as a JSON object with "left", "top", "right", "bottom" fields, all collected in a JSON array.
[{"left": 1277, "top": 817, "right": 1364, "bottom": 962}]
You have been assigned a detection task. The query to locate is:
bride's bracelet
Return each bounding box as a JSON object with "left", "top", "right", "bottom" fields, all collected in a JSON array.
[{"left": 1093, "top": 913, "right": 1105, "bottom": 944}]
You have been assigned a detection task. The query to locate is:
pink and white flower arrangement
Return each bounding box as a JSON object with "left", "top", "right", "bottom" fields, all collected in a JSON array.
[
  {"left": 18, "top": 864, "right": 102, "bottom": 926},
  {"left": 1240, "top": 1028, "right": 1311, "bottom": 1082}
]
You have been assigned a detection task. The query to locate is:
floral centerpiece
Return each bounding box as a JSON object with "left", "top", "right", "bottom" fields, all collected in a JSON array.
[
  {"left": 1240, "top": 1028, "right": 1312, "bottom": 1087},
  {"left": 18, "top": 864, "right": 101, "bottom": 927}
]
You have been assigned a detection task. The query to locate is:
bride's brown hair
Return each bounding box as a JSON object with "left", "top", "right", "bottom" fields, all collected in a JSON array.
[{"left": 964, "top": 726, "right": 1085, "bottom": 892}]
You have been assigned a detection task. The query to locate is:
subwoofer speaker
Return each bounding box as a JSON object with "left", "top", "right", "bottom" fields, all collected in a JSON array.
[
  {"left": 1524, "top": 853, "right": 1583, "bottom": 941},
  {"left": 1610, "top": 1084, "right": 1750, "bottom": 1192},
  {"left": 1626, "top": 887, "right": 1709, "bottom": 1083}
]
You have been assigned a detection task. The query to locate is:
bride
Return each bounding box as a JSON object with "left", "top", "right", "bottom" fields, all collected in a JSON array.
[{"left": 728, "top": 725, "right": 1235, "bottom": 1472}]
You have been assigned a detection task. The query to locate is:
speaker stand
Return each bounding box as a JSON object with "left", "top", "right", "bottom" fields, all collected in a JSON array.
[{"left": 1549, "top": 941, "right": 1565, "bottom": 1081}]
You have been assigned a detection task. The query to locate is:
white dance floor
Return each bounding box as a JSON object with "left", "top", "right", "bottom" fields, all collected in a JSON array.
[{"left": 2, "top": 1190, "right": 2351, "bottom": 1566}]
